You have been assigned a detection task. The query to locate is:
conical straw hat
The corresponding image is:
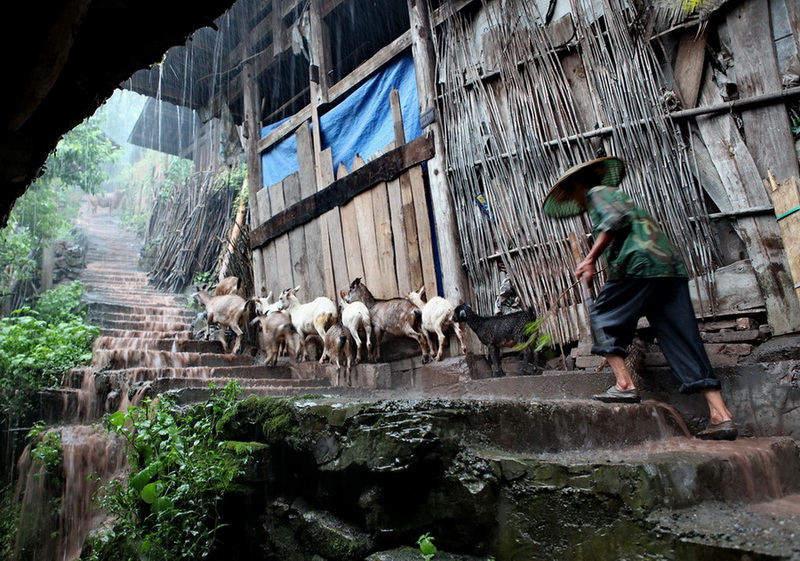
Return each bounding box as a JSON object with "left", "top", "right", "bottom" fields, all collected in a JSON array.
[{"left": 542, "top": 157, "right": 626, "bottom": 218}]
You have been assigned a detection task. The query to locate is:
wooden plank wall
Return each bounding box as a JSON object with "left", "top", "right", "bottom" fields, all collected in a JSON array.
[{"left": 252, "top": 143, "right": 436, "bottom": 304}]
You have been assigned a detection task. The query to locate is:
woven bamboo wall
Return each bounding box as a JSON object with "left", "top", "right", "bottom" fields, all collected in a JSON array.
[{"left": 433, "top": 0, "right": 719, "bottom": 344}]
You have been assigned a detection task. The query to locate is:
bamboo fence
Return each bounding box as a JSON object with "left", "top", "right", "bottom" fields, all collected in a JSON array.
[
  {"left": 433, "top": 0, "right": 717, "bottom": 344},
  {"left": 143, "top": 170, "right": 249, "bottom": 294}
]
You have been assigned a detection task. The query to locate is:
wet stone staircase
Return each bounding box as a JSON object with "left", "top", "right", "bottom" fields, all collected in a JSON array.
[
  {"left": 39, "top": 208, "right": 800, "bottom": 560},
  {"left": 44, "top": 209, "right": 347, "bottom": 425}
]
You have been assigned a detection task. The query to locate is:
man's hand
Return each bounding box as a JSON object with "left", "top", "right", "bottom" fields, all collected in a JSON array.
[{"left": 575, "top": 257, "right": 596, "bottom": 282}]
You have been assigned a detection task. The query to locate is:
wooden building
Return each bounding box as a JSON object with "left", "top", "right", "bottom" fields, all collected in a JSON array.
[{"left": 124, "top": 0, "right": 800, "bottom": 348}]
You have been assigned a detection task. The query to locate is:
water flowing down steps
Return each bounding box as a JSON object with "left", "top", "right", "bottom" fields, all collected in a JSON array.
[
  {"left": 46, "top": 207, "right": 351, "bottom": 425},
  {"left": 36, "top": 206, "right": 800, "bottom": 560}
]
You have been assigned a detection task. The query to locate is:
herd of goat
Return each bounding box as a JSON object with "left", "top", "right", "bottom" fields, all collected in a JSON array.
[{"left": 194, "top": 276, "right": 539, "bottom": 379}]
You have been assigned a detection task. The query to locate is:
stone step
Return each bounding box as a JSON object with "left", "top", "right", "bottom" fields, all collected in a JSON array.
[
  {"left": 90, "top": 349, "right": 259, "bottom": 370},
  {"left": 94, "top": 336, "right": 221, "bottom": 353},
  {"left": 62, "top": 364, "right": 292, "bottom": 390},
  {"left": 92, "top": 318, "right": 190, "bottom": 333},
  {"left": 85, "top": 292, "right": 181, "bottom": 307},
  {"left": 99, "top": 328, "right": 194, "bottom": 339},
  {"left": 482, "top": 436, "right": 800, "bottom": 510},
  {"left": 90, "top": 310, "right": 195, "bottom": 324},
  {"left": 152, "top": 376, "right": 328, "bottom": 393},
  {"left": 87, "top": 301, "right": 190, "bottom": 317},
  {"left": 650, "top": 493, "right": 800, "bottom": 558},
  {"left": 163, "top": 384, "right": 370, "bottom": 404}
]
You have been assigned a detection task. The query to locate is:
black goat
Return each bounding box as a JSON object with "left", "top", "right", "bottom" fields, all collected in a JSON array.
[{"left": 453, "top": 304, "right": 538, "bottom": 377}]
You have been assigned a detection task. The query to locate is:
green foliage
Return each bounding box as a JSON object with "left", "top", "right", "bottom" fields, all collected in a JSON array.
[
  {"left": 160, "top": 157, "right": 193, "bottom": 199},
  {"left": 2, "top": 115, "right": 120, "bottom": 293},
  {"left": 46, "top": 117, "right": 120, "bottom": 195},
  {"left": 0, "top": 225, "right": 35, "bottom": 295},
  {"left": 87, "top": 382, "right": 256, "bottom": 561},
  {"left": 0, "top": 282, "right": 99, "bottom": 419},
  {"left": 9, "top": 181, "right": 69, "bottom": 247},
  {"left": 120, "top": 207, "right": 149, "bottom": 238},
  {"left": 28, "top": 421, "right": 64, "bottom": 475},
  {"left": 216, "top": 394, "right": 298, "bottom": 443},
  {"left": 0, "top": 486, "right": 19, "bottom": 561},
  {"left": 512, "top": 317, "right": 553, "bottom": 354},
  {"left": 417, "top": 533, "right": 437, "bottom": 560},
  {"left": 33, "top": 280, "right": 88, "bottom": 323},
  {"left": 192, "top": 271, "right": 213, "bottom": 286}
]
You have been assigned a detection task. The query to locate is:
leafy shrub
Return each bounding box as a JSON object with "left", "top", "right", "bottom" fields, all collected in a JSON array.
[
  {"left": 0, "top": 225, "right": 35, "bottom": 295},
  {"left": 0, "top": 282, "right": 99, "bottom": 419},
  {"left": 27, "top": 421, "right": 64, "bottom": 475},
  {"left": 87, "top": 382, "right": 264, "bottom": 561},
  {"left": 33, "top": 280, "right": 88, "bottom": 323}
]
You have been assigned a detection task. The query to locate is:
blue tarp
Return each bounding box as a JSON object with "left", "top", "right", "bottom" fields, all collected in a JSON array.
[{"left": 260, "top": 51, "right": 421, "bottom": 188}]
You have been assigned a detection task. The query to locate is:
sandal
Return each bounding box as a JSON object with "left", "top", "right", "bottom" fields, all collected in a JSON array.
[
  {"left": 592, "top": 385, "right": 641, "bottom": 404},
  {"left": 696, "top": 420, "right": 738, "bottom": 441}
]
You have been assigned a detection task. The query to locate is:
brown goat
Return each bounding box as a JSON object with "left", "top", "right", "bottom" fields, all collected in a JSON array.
[
  {"left": 213, "top": 276, "right": 242, "bottom": 297},
  {"left": 196, "top": 285, "right": 248, "bottom": 354},
  {"left": 343, "top": 278, "right": 429, "bottom": 362},
  {"left": 251, "top": 311, "right": 300, "bottom": 365},
  {"left": 322, "top": 322, "right": 357, "bottom": 385},
  {"left": 89, "top": 191, "right": 123, "bottom": 214}
]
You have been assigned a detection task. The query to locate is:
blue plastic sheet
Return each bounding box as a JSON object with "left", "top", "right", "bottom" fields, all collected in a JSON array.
[{"left": 260, "top": 51, "right": 421, "bottom": 188}]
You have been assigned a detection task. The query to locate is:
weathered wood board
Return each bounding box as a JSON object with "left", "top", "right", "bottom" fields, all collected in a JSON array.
[
  {"left": 386, "top": 176, "right": 411, "bottom": 295},
  {"left": 352, "top": 157, "right": 382, "bottom": 295},
  {"left": 319, "top": 149, "right": 350, "bottom": 299},
  {"left": 271, "top": 179, "right": 293, "bottom": 295},
  {"left": 689, "top": 260, "right": 765, "bottom": 317},
  {"left": 336, "top": 162, "right": 365, "bottom": 285},
  {"left": 372, "top": 180, "right": 399, "bottom": 296},
  {"left": 408, "top": 165, "right": 438, "bottom": 298},
  {"left": 673, "top": 28, "right": 706, "bottom": 110},
  {"left": 726, "top": 0, "right": 800, "bottom": 181},
  {"left": 256, "top": 186, "right": 276, "bottom": 297},
  {"left": 296, "top": 122, "right": 325, "bottom": 299},
  {"left": 283, "top": 173, "right": 306, "bottom": 293},
  {"left": 696, "top": 70, "right": 800, "bottom": 333},
  {"left": 399, "top": 170, "right": 424, "bottom": 293},
  {"left": 768, "top": 174, "right": 800, "bottom": 303}
]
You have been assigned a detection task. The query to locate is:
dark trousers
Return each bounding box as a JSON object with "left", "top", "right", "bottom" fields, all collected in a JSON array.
[{"left": 589, "top": 277, "right": 721, "bottom": 394}]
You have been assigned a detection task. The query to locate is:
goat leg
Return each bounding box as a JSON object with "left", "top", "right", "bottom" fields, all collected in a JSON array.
[
  {"left": 453, "top": 322, "right": 467, "bottom": 355},
  {"left": 489, "top": 345, "right": 504, "bottom": 377}
]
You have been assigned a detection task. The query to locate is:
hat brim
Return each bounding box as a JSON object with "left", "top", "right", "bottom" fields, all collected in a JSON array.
[{"left": 543, "top": 157, "right": 626, "bottom": 218}]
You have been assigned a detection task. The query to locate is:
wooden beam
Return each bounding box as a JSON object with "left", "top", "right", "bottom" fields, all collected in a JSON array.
[
  {"left": 251, "top": 134, "right": 434, "bottom": 248},
  {"left": 726, "top": 0, "right": 800, "bottom": 181},
  {"left": 407, "top": 0, "right": 468, "bottom": 303},
  {"left": 328, "top": 31, "right": 412, "bottom": 102},
  {"left": 258, "top": 106, "right": 313, "bottom": 152}
]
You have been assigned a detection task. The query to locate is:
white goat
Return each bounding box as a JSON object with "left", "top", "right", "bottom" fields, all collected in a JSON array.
[
  {"left": 195, "top": 285, "right": 248, "bottom": 354},
  {"left": 253, "top": 291, "right": 282, "bottom": 315},
  {"left": 406, "top": 286, "right": 467, "bottom": 362},
  {"left": 339, "top": 289, "right": 372, "bottom": 363},
  {"left": 277, "top": 286, "right": 338, "bottom": 361}
]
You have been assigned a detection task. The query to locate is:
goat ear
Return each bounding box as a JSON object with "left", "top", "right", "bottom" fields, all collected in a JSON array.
[
  {"left": 293, "top": 285, "right": 301, "bottom": 293},
  {"left": 350, "top": 277, "right": 361, "bottom": 288},
  {"left": 265, "top": 290, "right": 273, "bottom": 302},
  {"left": 418, "top": 286, "right": 425, "bottom": 295}
]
